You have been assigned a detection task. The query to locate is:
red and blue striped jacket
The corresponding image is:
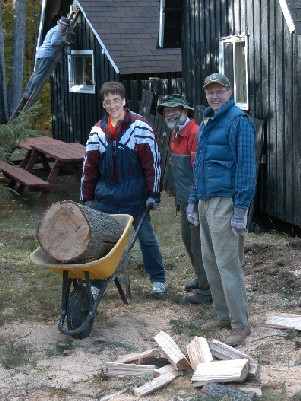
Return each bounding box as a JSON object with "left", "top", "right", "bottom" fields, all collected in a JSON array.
[{"left": 80, "top": 109, "right": 162, "bottom": 216}]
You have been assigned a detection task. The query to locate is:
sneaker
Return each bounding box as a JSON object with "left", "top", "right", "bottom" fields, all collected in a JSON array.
[
  {"left": 185, "top": 294, "right": 213, "bottom": 305},
  {"left": 184, "top": 278, "right": 200, "bottom": 292},
  {"left": 202, "top": 318, "right": 231, "bottom": 330},
  {"left": 22, "top": 93, "right": 30, "bottom": 100},
  {"left": 225, "top": 326, "right": 251, "bottom": 346},
  {"left": 91, "top": 285, "right": 101, "bottom": 301},
  {"left": 152, "top": 282, "right": 166, "bottom": 294}
]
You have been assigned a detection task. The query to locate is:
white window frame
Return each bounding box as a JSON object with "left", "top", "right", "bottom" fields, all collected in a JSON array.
[
  {"left": 159, "top": 0, "right": 165, "bottom": 48},
  {"left": 219, "top": 35, "right": 248, "bottom": 110},
  {"left": 67, "top": 50, "right": 95, "bottom": 94}
]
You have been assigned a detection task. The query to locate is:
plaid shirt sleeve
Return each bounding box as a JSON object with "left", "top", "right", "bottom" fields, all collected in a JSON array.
[{"left": 229, "top": 116, "right": 257, "bottom": 209}]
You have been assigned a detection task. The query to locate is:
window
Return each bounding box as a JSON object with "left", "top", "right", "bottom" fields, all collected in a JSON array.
[
  {"left": 219, "top": 36, "right": 248, "bottom": 110},
  {"left": 159, "top": 0, "right": 182, "bottom": 48},
  {"left": 67, "top": 50, "right": 95, "bottom": 94}
]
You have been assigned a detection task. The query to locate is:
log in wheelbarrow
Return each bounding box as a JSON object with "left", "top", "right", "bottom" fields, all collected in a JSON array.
[{"left": 30, "top": 209, "right": 149, "bottom": 339}]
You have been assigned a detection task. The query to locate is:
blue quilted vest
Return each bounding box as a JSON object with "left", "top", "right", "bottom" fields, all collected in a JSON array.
[{"left": 193, "top": 100, "right": 245, "bottom": 200}]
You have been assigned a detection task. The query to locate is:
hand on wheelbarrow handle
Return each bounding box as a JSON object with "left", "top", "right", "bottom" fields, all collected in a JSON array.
[{"left": 145, "top": 192, "right": 160, "bottom": 210}]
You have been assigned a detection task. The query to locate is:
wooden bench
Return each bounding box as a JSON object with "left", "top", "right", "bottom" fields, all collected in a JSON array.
[{"left": 0, "top": 161, "right": 49, "bottom": 199}]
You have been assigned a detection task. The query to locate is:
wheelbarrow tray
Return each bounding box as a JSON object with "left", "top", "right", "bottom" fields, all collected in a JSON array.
[{"left": 30, "top": 214, "right": 134, "bottom": 279}]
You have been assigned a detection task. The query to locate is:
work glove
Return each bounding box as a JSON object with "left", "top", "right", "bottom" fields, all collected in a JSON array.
[
  {"left": 84, "top": 200, "right": 94, "bottom": 208},
  {"left": 186, "top": 203, "right": 199, "bottom": 226},
  {"left": 146, "top": 192, "right": 160, "bottom": 210},
  {"left": 231, "top": 207, "right": 248, "bottom": 237}
]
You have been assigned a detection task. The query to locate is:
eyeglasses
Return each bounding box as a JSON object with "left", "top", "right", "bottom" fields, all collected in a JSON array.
[
  {"left": 206, "top": 89, "right": 229, "bottom": 97},
  {"left": 103, "top": 98, "right": 123, "bottom": 107}
]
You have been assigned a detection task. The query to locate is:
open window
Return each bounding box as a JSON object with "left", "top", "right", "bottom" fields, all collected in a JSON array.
[
  {"left": 159, "top": 0, "right": 182, "bottom": 48},
  {"left": 219, "top": 36, "right": 248, "bottom": 110},
  {"left": 67, "top": 50, "right": 95, "bottom": 94}
]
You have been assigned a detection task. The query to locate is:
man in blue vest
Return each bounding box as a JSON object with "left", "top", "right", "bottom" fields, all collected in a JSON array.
[{"left": 187, "top": 73, "right": 256, "bottom": 346}]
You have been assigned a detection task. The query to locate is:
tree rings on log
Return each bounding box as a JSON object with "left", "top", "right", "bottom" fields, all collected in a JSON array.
[{"left": 37, "top": 200, "right": 123, "bottom": 263}]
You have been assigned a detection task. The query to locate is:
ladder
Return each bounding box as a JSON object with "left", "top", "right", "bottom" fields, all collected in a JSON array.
[{"left": 8, "top": 9, "right": 80, "bottom": 123}]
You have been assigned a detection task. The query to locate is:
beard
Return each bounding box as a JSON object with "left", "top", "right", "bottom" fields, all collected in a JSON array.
[{"left": 165, "top": 120, "right": 178, "bottom": 130}]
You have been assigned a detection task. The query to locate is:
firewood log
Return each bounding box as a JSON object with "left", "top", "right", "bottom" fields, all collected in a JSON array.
[{"left": 37, "top": 200, "right": 123, "bottom": 263}]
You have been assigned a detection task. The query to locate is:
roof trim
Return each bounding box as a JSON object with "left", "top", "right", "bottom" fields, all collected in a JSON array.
[
  {"left": 279, "top": 0, "right": 296, "bottom": 33},
  {"left": 37, "top": 0, "right": 47, "bottom": 48},
  {"left": 76, "top": 1, "right": 119, "bottom": 74}
]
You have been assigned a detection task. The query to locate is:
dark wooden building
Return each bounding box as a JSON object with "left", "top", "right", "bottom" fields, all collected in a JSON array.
[
  {"left": 177, "top": 0, "right": 301, "bottom": 227},
  {"left": 37, "top": 0, "right": 182, "bottom": 145}
]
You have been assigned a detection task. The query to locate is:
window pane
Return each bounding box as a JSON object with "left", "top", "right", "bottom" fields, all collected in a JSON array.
[
  {"left": 224, "top": 43, "right": 234, "bottom": 88},
  {"left": 73, "top": 56, "right": 84, "bottom": 85},
  {"left": 235, "top": 42, "right": 246, "bottom": 104},
  {"left": 84, "top": 56, "right": 93, "bottom": 84}
]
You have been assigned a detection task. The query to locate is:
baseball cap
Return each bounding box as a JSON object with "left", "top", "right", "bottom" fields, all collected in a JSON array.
[
  {"left": 157, "top": 94, "right": 194, "bottom": 115},
  {"left": 203, "top": 73, "right": 231, "bottom": 88}
]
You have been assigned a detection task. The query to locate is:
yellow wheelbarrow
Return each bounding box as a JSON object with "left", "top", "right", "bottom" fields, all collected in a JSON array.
[{"left": 30, "top": 209, "right": 148, "bottom": 339}]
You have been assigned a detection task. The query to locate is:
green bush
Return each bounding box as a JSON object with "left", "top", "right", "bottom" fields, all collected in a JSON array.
[{"left": 0, "top": 102, "right": 43, "bottom": 162}]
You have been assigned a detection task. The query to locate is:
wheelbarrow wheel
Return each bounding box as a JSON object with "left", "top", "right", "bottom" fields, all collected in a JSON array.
[{"left": 67, "top": 284, "right": 94, "bottom": 339}]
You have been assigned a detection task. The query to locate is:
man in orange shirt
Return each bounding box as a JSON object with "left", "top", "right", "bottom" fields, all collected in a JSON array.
[
  {"left": 81, "top": 81, "right": 165, "bottom": 296},
  {"left": 157, "top": 95, "right": 212, "bottom": 304}
]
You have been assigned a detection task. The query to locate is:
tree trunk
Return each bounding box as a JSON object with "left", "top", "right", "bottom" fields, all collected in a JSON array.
[
  {"left": 37, "top": 200, "right": 124, "bottom": 263},
  {"left": 8, "top": 0, "right": 26, "bottom": 116},
  {"left": 0, "top": 2, "right": 8, "bottom": 123}
]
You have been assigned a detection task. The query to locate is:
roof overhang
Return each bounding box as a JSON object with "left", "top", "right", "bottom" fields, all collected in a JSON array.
[
  {"left": 279, "top": 0, "right": 301, "bottom": 34},
  {"left": 76, "top": 1, "right": 119, "bottom": 74}
]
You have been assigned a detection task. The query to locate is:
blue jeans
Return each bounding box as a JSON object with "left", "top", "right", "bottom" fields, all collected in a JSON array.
[
  {"left": 132, "top": 212, "right": 165, "bottom": 283},
  {"left": 92, "top": 210, "right": 165, "bottom": 288}
]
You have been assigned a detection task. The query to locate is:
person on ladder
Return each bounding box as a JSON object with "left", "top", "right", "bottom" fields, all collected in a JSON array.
[{"left": 23, "top": 16, "right": 70, "bottom": 100}]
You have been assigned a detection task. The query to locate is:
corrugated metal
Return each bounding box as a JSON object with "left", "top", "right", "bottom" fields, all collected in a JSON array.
[{"left": 182, "top": 0, "right": 301, "bottom": 227}]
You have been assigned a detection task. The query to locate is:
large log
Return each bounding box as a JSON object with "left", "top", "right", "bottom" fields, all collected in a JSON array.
[{"left": 37, "top": 200, "right": 123, "bottom": 263}]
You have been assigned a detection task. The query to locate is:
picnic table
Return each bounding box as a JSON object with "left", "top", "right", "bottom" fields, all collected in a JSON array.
[{"left": 0, "top": 136, "right": 86, "bottom": 201}]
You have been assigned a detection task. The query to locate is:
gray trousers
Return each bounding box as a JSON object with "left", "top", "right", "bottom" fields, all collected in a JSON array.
[
  {"left": 198, "top": 197, "right": 249, "bottom": 328},
  {"left": 24, "top": 57, "right": 53, "bottom": 97},
  {"left": 180, "top": 205, "right": 211, "bottom": 297}
]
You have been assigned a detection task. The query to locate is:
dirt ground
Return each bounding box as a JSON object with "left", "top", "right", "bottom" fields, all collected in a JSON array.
[{"left": 0, "top": 193, "right": 301, "bottom": 401}]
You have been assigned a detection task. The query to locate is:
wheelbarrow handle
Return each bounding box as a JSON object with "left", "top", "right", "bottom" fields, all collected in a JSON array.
[
  {"left": 114, "top": 206, "right": 151, "bottom": 305},
  {"left": 126, "top": 205, "right": 151, "bottom": 254}
]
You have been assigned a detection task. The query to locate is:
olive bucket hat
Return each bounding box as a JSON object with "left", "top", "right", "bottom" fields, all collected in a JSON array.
[{"left": 157, "top": 94, "right": 194, "bottom": 115}]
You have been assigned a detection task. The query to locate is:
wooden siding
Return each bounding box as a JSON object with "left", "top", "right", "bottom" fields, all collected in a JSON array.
[
  {"left": 51, "top": 12, "right": 182, "bottom": 146},
  {"left": 51, "top": 13, "right": 117, "bottom": 145},
  {"left": 182, "top": 0, "right": 301, "bottom": 227}
]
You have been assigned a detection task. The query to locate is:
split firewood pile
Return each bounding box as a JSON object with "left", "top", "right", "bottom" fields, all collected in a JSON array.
[
  {"left": 105, "top": 330, "right": 261, "bottom": 399},
  {"left": 37, "top": 200, "right": 123, "bottom": 263}
]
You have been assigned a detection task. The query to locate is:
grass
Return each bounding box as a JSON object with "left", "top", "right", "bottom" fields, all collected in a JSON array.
[{"left": 0, "top": 341, "right": 34, "bottom": 368}]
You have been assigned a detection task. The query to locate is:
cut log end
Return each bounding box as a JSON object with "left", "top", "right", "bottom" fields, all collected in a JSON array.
[{"left": 37, "top": 200, "right": 123, "bottom": 263}]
